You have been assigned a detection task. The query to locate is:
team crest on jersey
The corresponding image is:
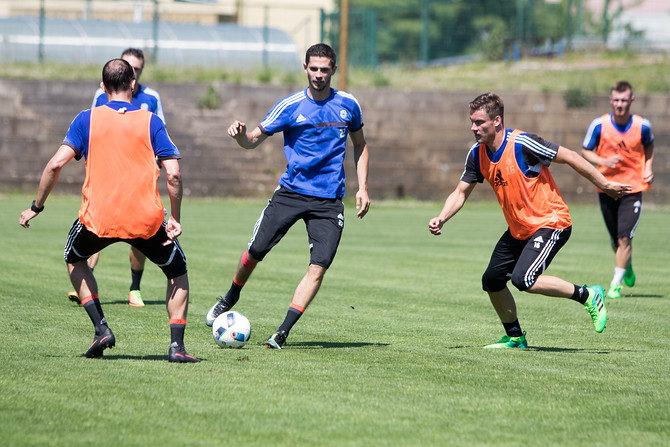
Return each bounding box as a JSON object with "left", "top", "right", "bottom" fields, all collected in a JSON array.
[{"left": 340, "top": 109, "right": 348, "bottom": 120}]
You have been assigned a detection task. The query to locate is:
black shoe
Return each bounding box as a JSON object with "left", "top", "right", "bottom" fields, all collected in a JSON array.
[
  {"left": 264, "top": 330, "right": 288, "bottom": 349},
  {"left": 168, "top": 344, "right": 200, "bottom": 363},
  {"left": 84, "top": 326, "right": 115, "bottom": 358},
  {"left": 205, "top": 294, "right": 238, "bottom": 327}
]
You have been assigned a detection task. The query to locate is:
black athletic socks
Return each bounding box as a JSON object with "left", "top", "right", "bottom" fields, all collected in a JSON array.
[
  {"left": 503, "top": 319, "right": 523, "bottom": 338},
  {"left": 130, "top": 268, "right": 144, "bottom": 291}
]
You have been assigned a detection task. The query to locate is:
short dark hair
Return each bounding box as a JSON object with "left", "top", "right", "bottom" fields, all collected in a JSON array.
[
  {"left": 469, "top": 92, "right": 504, "bottom": 125},
  {"left": 121, "top": 48, "right": 145, "bottom": 63},
  {"left": 305, "top": 43, "right": 337, "bottom": 68},
  {"left": 611, "top": 80, "right": 633, "bottom": 96},
  {"left": 102, "top": 58, "right": 135, "bottom": 94}
]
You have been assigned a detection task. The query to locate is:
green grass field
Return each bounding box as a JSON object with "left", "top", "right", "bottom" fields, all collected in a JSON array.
[{"left": 1, "top": 195, "right": 668, "bottom": 446}]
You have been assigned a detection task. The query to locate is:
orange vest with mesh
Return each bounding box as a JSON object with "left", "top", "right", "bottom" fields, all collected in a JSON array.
[
  {"left": 478, "top": 129, "right": 572, "bottom": 240},
  {"left": 597, "top": 114, "right": 649, "bottom": 193},
  {"left": 78, "top": 105, "right": 164, "bottom": 239}
]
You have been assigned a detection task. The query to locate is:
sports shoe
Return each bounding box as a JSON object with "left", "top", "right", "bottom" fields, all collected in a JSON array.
[
  {"left": 265, "top": 330, "right": 287, "bottom": 349},
  {"left": 606, "top": 282, "right": 621, "bottom": 299},
  {"left": 168, "top": 343, "right": 200, "bottom": 363},
  {"left": 68, "top": 291, "right": 81, "bottom": 305},
  {"left": 84, "top": 326, "right": 116, "bottom": 358},
  {"left": 584, "top": 286, "right": 607, "bottom": 333},
  {"left": 623, "top": 262, "right": 636, "bottom": 287},
  {"left": 483, "top": 331, "right": 528, "bottom": 349},
  {"left": 205, "top": 295, "right": 236, "bottom": 326},
  {"left": 129, "top": 290, "right": 145, "bottom": 307}
]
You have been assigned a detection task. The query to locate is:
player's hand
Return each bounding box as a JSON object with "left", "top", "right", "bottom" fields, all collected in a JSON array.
[
  {"left": 164, "top": 216, "right": 182, "bottom": 245},
  {"left": 428, "top": 217, "right": 444, "bottom": 235},
  {"left": 602, "top": 182, "right": 632, "bottom": 200},
  {"left": 228, "top": 120, "right": 247, "bottom": 140},
  {"left": 644, "top": 167, "right": 654, "bottom": 185},
  {"left": 603, "top": 154, "right": 622, "bottom": 169},
  {"left": 355, "top": 190, "right": 370, "bottom": 218},
  {"left": 19, "top": 209, "right": 38, "bottom": 228}
]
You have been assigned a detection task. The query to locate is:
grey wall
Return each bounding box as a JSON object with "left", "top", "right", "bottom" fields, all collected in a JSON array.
[{"left": 1, "top": 79, "right": 667, "bottom": 205}]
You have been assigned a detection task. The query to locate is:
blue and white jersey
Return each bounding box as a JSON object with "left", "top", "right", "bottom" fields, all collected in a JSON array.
[
  {"left": 259, "top": 87, "right": 364, "bottom": 199},
  {"left": 582, "top": 114, "right": 653, "bottom": 150},
  {"left": 92, "top": 84, "right": 166, "bottom": 124}
]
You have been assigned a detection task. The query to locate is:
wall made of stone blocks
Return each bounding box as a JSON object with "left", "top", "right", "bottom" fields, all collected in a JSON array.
[{"left": 1, "top": 79, "right": 667, "bottom": 205}]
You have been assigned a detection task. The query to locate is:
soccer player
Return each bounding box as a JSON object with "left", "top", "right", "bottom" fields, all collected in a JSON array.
[
  {"left": 205, "top": 43, "right": 371, "bottom": 349},
  {"left": 19, "top": 59, "right": 199, "bottom": 363},
  {"left": 582, "top": 81, "right": 655, "bottom": 299},
  {"left": 69, "top": 48, "right": 166, "bottom": 307},
  {"left": 428, "top": 92, "right": 631, "bottom": 348}
]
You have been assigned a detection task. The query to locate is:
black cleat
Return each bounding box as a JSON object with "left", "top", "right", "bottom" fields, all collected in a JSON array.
[
  {"left": 84, "top": 326, "right": 115, "bottom": 358},
  {"left": 264, "top": 330, "right": 288, "bottom": 350},
  {"left": 168, "top": 344, "right": 201, "bottom": 363},
  {"left": 205, "top": 294, "right": 238, "bottom": 327}
]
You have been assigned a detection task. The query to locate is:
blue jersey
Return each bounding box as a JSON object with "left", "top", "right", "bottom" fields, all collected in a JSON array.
[
  {"left": 63, "top": 102, "right": 179, "bottom": 161},
  {"left": 582, "top": 114, "right": 654, "bottom": 150},
  {"left": 93, "top": 84, "right": 165, "bottom": 124},
  {"left": 259, "top": 88, "right": 364, "bottom": 199}
]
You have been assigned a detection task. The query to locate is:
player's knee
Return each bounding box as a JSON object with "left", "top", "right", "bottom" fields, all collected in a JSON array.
[
  {"left": 482, "top": 272, "right": 507, "bottom": 293},
  {"left": 510, "top": 273, "right": 532, "bottom": 292}
]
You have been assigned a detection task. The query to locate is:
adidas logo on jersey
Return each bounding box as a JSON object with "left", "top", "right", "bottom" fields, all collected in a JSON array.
[
  {"left": 296, "top": 114, "right": 307, "bottom": 123},
  {"left": 494, "top": 171, "right": 508, "bottom": 187}
]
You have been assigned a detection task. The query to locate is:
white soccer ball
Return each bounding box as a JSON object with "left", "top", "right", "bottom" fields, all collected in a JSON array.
[{"left": 212, "top": 311, "right": 251, "bottom": 348}]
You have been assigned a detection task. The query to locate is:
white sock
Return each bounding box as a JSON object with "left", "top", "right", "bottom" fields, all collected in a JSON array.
[{"left": 612, "top": 267, "right": 626, "bottom": 285}]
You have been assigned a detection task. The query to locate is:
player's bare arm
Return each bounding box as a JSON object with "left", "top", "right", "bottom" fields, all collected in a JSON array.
[
  {"left": 162, "top": 158, "right": 183, "bottom": 244},
  {"left": 555, "top": 146, "right": 631, "bottom": 199},
  {"left": 644, "top": 142, "right": 655, "bottom": 184},
  {"left": 19, "top": 145, "right": 76, "bottom": 228},
  {"left": 351, "top": 128, "right": 370, "bottom": 219},
  {"left": 581, "top": 148, "right": 622, "bottom": 169},
  {"left": 227, "top": 120, "right": 268, "bottom": 149},
  {"left": 428, "top": 180, "right": 476, "bottom": 235}
]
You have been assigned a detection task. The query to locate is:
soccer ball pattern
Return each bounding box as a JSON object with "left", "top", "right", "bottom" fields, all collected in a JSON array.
[{"left": 212, "top": 311, "right": 251, "bottom": 348}]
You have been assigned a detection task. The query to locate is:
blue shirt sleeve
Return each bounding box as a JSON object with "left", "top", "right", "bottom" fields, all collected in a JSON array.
[
  {"left": 583, "top": 117, "right": 602, "bottom": 150},
  {"left": 641, "top": 118, "right": 654, "bottom": 146},
  {"left": 150, "top": 114, "right": 180, "bottom": 159},
  {"left": 63, "top": 110, "right": 91, "bottom": 160}
]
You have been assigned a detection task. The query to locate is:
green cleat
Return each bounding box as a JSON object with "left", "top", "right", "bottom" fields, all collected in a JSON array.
[
  {"left": 128, "top": 290, "right": 145, "bottom": 307},
  {"left": 606, "top": 282, "right": 621, "bottom": 299},
  {"left": 584, "top": 286, "right": 607, "bottom": 332},
  {"left": 484, "top": 331, "right": 527, "bottom": 349},
  {"left": 623, "top": 262, "right": 636, "bottom": 287}
]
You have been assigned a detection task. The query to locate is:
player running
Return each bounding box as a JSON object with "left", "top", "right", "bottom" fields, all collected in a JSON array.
[
  {"left": 428, "top": 92, "right": 631, "bottom": 348},
  {"left": 582, "top": 81, "right": 655, "bottom": 299}
]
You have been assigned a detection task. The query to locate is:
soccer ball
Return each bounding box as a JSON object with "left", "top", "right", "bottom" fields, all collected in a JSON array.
[{"left": 212, "top": 311, "right": 251, "bottom": 348}]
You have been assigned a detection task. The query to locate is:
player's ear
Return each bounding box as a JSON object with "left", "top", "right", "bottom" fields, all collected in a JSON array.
[
  {"left": 100, "top": 81, "right": 106, "bottom": 94},
  {"left": 331, "top": 64, "right": 337, "bottom": 75}
]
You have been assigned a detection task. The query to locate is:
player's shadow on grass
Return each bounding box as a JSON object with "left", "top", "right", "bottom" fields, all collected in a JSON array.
[
  {"left": 86, "top": 354, "right": 208, "bottom": 362},
  {"left": 289, "top": 341, "right": 390, "bottom": 349},
  {"left": 445, "top": 345, "right": 612, "bottom": 353},
  {"left": 106, "top": 299, "right": 165, "bottom": 306},
  {"left": 620, "top": 293, "right": 664, "bottom": 299}
]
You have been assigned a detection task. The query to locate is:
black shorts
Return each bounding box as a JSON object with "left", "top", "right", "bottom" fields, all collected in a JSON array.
[
  {"left": 598, "top": 192, "right": 642, "bottom": 246},
  {"left": 247, "top": 186, "right": 344, "bottom": 269},
  {"left": 482, "top": 227, "right": 572, "bottom": 292},
  {"left": 64, "top": 219, "right": 188, "bottom": 279}
]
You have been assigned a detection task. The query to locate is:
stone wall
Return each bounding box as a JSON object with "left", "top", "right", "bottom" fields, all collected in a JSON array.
[{"left": 1, "top": 79, "right": 667, "bottom": 205}]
